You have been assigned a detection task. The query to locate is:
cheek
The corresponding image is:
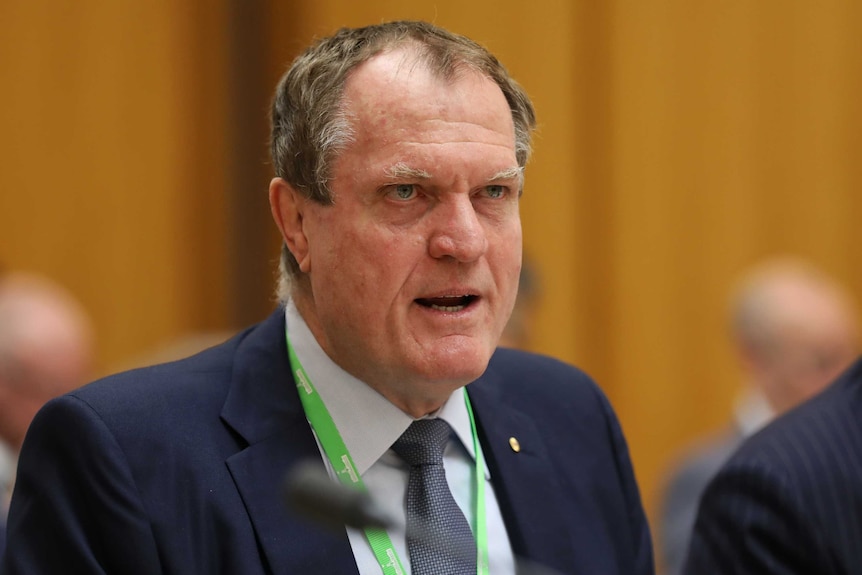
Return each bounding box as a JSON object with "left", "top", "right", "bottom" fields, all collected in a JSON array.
[
  {"left": 313, "top": 210, "right": 373, "bottom": 266},
  {"left": 320, "top": 227, "right": 401, "bottom": 293},
  {"left": 490, "top": 228, "right": 523, "bottom": 278}
]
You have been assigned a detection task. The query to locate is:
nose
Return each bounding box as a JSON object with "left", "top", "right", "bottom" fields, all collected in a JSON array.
[{"left": 427, "top": 196, "right": 488, "bottom": 262}]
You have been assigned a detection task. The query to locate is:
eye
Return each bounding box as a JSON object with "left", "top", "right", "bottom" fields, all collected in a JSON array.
[
  {"left": 484, "top": 185, "right": 506, "bottom": 199},
  {"left": 390, "top": 183, "right": 417, "bottom": 201}
]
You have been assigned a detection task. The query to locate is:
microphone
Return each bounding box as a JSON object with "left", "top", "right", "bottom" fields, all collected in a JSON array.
[
  {"left": 283, "top": 460, "right": 394, "bottom": 531},
  {"left": 283, "top": 459, "right": 563, "bottom": 575}
]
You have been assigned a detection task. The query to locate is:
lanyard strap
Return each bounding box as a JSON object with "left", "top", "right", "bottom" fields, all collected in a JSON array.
[{"left": 285, "top": 330, "right": 489, "bottom": 575}]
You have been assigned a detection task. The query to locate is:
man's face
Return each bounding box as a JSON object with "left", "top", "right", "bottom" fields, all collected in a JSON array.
[{"left": 291, "top": 49, "right": 523, "bottom": 415}]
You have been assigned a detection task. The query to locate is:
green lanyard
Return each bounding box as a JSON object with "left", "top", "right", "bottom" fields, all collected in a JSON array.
[{"left": 286, "top": 330, "right": 489, "bottom": 574}]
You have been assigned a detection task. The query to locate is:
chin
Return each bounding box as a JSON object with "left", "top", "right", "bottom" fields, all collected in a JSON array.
[{"left": 416, "top": 341, "right": 493, "bottom": 384}]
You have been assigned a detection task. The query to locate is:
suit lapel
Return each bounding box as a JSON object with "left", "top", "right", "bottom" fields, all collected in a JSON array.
[
  {"left": 467, "top": 367, "right": 577, "bottom": 570},
  {"left": 220, "top": 311, "right": 360, "bottom": 575}
]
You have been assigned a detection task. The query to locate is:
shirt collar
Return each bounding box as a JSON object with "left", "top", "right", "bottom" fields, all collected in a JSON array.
[
  {"left": 734, "top": 386, "right": 776, "bottom": 437},
  {"left": 284, "top": 300, "right": 479, "bottom": 475}
]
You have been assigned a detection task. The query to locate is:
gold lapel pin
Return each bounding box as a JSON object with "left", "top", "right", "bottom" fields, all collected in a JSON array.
[{"left": 508, "top": 437, "right": 521, "bottom": 453}]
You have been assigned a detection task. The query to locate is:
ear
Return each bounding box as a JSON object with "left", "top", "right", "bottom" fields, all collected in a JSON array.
[{"left": 269, "top": 178, "right": 312, "bottom": 273}]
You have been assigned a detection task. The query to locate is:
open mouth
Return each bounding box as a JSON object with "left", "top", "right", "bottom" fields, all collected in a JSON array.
[{"left": 415, "top": 295, "right": 478, "bottom": 312}]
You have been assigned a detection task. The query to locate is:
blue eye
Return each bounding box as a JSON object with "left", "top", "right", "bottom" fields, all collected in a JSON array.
[
  {"left": 394, "top": 184, "right": 416, "bottom": 200},
  {"left": 485, "top": 185, "right": 505, "bottom": 199}
]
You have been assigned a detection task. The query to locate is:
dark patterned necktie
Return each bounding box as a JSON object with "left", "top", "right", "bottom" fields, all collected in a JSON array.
[{"left": 391, "top": 419, "right": 477, "bottom": 575}]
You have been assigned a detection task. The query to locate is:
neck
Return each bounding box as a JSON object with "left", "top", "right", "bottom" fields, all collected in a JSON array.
[{"left": 288, "top": 290, "right": 458, "bottom": 419}]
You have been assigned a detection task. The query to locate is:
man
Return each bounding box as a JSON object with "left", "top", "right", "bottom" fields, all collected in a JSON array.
[
  {"left": 684, "top": 354, "right": 862, "bottom": 574},
  {"left": 3, "top": 21, "right": 653, "bottom": 574},
  {"left": 0, "top": 272, "right": 94, "bottom": 559},
  {"left": 660, "top": 258, "right": 859, "bottom": 574}
]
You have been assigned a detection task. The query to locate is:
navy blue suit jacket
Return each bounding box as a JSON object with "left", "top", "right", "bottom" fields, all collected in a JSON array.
[
  {"left": 2, "top": 310, "right": 653, "bottom": 574},
  {"left": 684, "top": 357, "right": 862, "bottom": 574}
]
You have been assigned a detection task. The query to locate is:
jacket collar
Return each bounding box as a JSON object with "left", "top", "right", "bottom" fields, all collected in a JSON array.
[{"left": 220, "top": 309, "right": 360, "bottom": 575}]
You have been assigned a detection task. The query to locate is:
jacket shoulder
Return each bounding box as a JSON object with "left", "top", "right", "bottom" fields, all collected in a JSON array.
[{"left": 487, "top": 347, "right": 600, "bottom": 398}]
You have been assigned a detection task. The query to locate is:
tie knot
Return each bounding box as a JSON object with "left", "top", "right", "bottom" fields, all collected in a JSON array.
[{"left": 392, "top": 419, "right": 452, "bottom": 466}]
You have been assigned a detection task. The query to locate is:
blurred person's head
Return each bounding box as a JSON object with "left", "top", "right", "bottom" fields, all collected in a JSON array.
[
  {"left": 0, "top": 273, "right": 94, "bottom": 450},
  {"left": 730, "top": 258, "right": 859, "bottom": 414}
]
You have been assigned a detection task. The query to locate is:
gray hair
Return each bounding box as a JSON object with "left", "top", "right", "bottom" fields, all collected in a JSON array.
[{"left": 270, "top": 20, "right": 537, "bottom": 301}]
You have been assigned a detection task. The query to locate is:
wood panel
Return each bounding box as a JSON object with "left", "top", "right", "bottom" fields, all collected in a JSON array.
[
  {"left": 607, "top": 0, "right": 862, "bottom": 549},
  {"left": 0, "top": 1, "right": 232, "bottom": 373}
]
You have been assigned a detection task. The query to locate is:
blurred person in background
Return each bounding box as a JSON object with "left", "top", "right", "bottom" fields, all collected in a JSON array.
[
  {"left": 498, "top": 255, "right": 541, "bottom": 350},
  {"left": 658, "top": 257, "right": 860, "bottom": 575},
  {"left": 0, "top": 272, "right": 94, "bottom": 557}
]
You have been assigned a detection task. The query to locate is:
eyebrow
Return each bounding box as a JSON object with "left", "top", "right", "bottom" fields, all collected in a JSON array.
[
  {"left": 383, "top": 163, "right": 524, "bottom": 183},
  {"left": 488, "top": 166, "right": 524, "bottom": 182},
  {"left": 383, "top": 163, "right": 432, "bottom": 180}
]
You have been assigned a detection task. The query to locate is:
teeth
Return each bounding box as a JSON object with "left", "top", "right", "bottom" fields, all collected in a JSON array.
[{"left": 430, "top": 304, "right": 466, "bottom": 312}]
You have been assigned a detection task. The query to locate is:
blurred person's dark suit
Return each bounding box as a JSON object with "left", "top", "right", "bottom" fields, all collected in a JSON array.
[
  {"left": 661, "top": 389, "right": 776, "bottom": 573},
  {"left": 684, "top": 356, "right": 862, "bottom": 574},
  {"left": 660, "top": 432, "right": 742, "bottom": 574}
]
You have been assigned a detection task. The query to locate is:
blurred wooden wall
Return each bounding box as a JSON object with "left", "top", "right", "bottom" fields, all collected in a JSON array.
[
  {"left": 3, "top": 1, "right": 861, "bottom": 568},
  {"left": 589, "top": 3, "right": 862, "bottom": 566},
  {"left": 1, "top": 1, "right": 236, "bottom": 368}
]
